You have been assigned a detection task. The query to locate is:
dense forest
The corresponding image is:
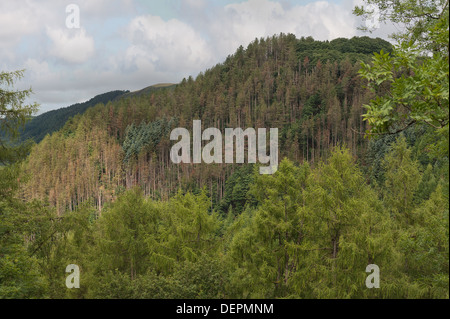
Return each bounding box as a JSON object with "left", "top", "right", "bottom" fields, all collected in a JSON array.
[
  {"left": 15, "top": 90, "right": 129, "bottom": 144},
  {"left": 1, "top": 0, "right": 448, "bottom": 300},
  {"left": 7, "top": 84, "right": 177, "bottom": 145},
  {"left": 21, "top": 35, "right": 394, "bottom": 214}
]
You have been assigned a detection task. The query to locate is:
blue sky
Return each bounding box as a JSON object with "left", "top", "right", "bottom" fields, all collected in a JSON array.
[{"left": 0, "top": 0, "right": 395, "bottom": 114}]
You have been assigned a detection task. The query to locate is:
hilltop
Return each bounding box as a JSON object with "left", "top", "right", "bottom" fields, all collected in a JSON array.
[
  {"left": 21, "top": 34, "right": 396, "bottom": 213},
  {"left": 19, "top": 83, "right": 177, "bottom": 143}
]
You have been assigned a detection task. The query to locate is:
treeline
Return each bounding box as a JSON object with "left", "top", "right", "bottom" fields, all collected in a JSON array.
[
  {"left": 1, "top": 141, "right": 448, "bottom": 298},
  {"left": 21, "top": 34, "right": 393, "bottom": 214},
  {"left": 18, "top": 90, "right": 129, "bottom": 144}
]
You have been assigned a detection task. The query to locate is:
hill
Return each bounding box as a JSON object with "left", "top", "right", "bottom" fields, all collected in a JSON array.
[
  {"left": 21, "top": 34, "right": 395, "bottom": 213},
  {"left": 20, "top": 84, "right": 178, "bottom": 143},
  {"left": 114, "top": 83, "right": 176, "bottom": 101},
  {"left": 20, "top": 90, "right": 129, "bottom": 143}
]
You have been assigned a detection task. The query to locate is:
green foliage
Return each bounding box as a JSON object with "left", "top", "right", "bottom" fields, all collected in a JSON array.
[
  {"left": 383, "top": 135, "right": 421, "bottom": 224},
  {"left": 87, "top": 255, "right": 229, "bottom": 299},
  {"left": 303, "top": 93, "right": 323, "bottom": 118},
  {"left": 75, "top": 188, "right": 223, "bottom": 298},
  {"left": 122, "top": 118, "right": 175, "bottom": 163},
  {"left": 219, "top": 165, "right": 256, "bottom": 215},
  {"left": 93, "top": 187, "right": 159, "bottom": 278},
  {"left": 227, "top": 159, "right": 309, "bottom": 298},
  {"left": 354, "top": 0, "right": 449, "bottom": 50},
  {"left": 296, "top": 36, "right": 392, "bottom": 67},
  {"left": 356, "top": 0, "right": 449, "bottom": 155},
  {"left": 293, "top": 148, "right": 396, "bottom": 298},
  {"left": 359, "top": 45, "right": 449, "bottom": 136},
  {"left": 398, "top": 183, "right": 449, "bottom": 298},
  {"left": 2, "top": 147, "right": 449, "bottom": 299},
  {"left": 0, "top": 165, "right": 56, "bottom": 298},
  {"left": 415, "top": 164, "right": 439, "bottom": 204},
  {"left": 0, "top": 70, "right": 48, "bottom": 298},
  {"left": 0, "top": 70, "right": 38, "bottom": 164}
]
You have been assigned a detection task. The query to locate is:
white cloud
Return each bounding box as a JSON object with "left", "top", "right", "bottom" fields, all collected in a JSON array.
[
  {"left": 77, "top": 0, "right": 135, "bottom": 17},
  {"left": 0, "top": 2, "right": 42, "bottom": 53},
  {"left": 182, "top": 0, "right": 207, "bottom": 9},
  {"left": 0, "top": 11, "right": 34, "bottom": 44},
  {"left": 207, "top": 0, "right": 357, "bottom": 58},
  {"left": 46, "top": 27, "right": 95, "bottom": 64},
  {"left": 124, "top": 15, "right": 214, "bottom": 74},
  {"left": 1, "top": 0, "right": 397, "bottom": 114}
]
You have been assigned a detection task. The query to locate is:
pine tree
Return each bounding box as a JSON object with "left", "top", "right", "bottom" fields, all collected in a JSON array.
[
  {"left": 294, "top": 147, "right": 396, "bottom": 298},
  {"left": 0, "top": 70, "right": 38, "bottom": 164},
  {"left": 227, "top": 159, "right": 310, "bottom": 298},
  {"left": 383, "top": 135, "right": 421, "bottom": 225}
]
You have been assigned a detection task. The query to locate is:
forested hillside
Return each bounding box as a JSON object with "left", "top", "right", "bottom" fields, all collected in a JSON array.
[
  {"left": 15, "top": 84, "right": 177, "bottom": 144},
  {"left": 1, "top": 30, "right": 448, "bottom": 299},
  {"left": 21, "top": 35, "right": 393, "bottom": 213},
  {"left": 18, "top": 90, "right": 129, "bottom": 143}
]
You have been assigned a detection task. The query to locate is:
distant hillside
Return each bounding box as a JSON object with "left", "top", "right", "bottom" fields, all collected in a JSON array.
[
  {"left": 20, "top": 90, "right": 130, "bottom": 143},
  {"left": 114, "top": 83, "right": 176, "bottom": 101},
  {"left": 19, "top": 84, "right": 178, "bottom": 143}
]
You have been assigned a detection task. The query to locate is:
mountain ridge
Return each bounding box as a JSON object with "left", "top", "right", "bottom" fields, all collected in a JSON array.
[
  {"left": 21, "top": 34, "right": 396, "bottom": 213},
  {"left": 19, "top": 83, "right": 177, "bottom": 143}
]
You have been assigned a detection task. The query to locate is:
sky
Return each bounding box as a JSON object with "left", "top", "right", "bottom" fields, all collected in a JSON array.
[{"left": 0, "top": 0, "right": 396, "bottom": 114}]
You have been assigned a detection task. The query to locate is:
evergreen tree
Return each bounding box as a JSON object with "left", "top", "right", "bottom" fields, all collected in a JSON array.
[
  {"left": 294, "top": 147, "right": 396, "bottom": 298},
  {"left": 0, "top": 70, "right": 38, "bottom": 164},
  {"left": 383, "top": 135, "right": 421, "bottom": 225}
]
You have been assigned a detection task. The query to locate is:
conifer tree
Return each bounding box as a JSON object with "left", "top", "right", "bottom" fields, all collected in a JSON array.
[
  {"left": 383, "top": 135, "right": 421, "bottom": 225},
  {"left": 294, "top": 147, "right": 396, "bottom": 298}
]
